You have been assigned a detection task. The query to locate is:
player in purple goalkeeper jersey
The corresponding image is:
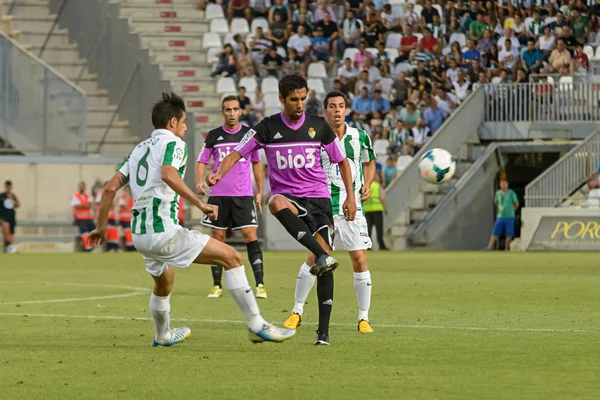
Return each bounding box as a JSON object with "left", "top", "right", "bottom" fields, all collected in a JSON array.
[
  {"left": 196, "top": 95, "right": 268, "bottom": 300},
  {"left": 206, "top": 74, "right": 356, "bottom": 345}
]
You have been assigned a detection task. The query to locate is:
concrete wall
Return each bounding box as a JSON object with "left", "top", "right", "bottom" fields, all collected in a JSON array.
[
  {"left": 0, "top": 159, "right": 120, "bottom": 220},
  {"left": 481, "top": 122, "right": 598, "bottom": 141}
]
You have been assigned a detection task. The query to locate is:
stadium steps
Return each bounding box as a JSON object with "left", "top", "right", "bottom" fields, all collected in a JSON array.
[{"left": 6, "top": 0, "right": 137, "bottom": 156}]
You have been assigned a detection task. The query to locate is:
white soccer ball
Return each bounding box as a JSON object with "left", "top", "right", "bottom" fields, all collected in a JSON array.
[{"left": 418, "top": 148, "right": 456, "bottom": 184}]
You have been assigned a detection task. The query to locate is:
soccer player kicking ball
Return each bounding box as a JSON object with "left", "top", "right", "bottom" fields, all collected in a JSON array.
[
  {"left": 196, "top": 95, "right": 267, "bottom": 300},
  {"left": 89, "top": 93, "right": 295, "bottom": 347},
  {"left": 284, "top": 91, "right": 376, "bottom": 333},
  {"left": 207, "top": 74, "right": 357, "bottom": 346}
]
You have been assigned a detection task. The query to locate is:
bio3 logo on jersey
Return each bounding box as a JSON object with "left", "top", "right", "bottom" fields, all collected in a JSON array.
[
  {"left": 217, "top": 146, "right": 247, "bottom": 162},
  {"left": 328, "top": 159, "right": 357, "bottom": 186},
  {"left": 276, "top": 148, "right": 317, "bottom": 169}
]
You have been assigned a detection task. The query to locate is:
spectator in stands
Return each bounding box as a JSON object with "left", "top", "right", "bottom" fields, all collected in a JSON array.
[
  {"left": 236, "top": 43, "right": 256, "bottom": 77},
  {"left": 251, "top": 87, "right": 265, "bottom": 122},
  {"left": 469, "top": 12, "right": 489, "bottom": 40},
  {"left": 268, "top": 0, "right": 290, "bottom": 23},
  {"left": 547, "top": 38, "right": 572, "bottom": 72},
  {"left": 499, "top": 39, "right": 520, "bottom": 76},
  {"left": 262, "top": 46, "right": 283, "bottom": 77},
  {"left": 352, "top": 87, "right": 372, "bottom": 120},
  {"left": 305, "top": 89, "right": 322, "bottom": 116},
  {"left": 353, "top": 41, "right": 373, "bottom": 70},
  {"left": 284, "top": 48, "right": 303, "bottom": 76},
  {"left": 363, "top": 57, "right": 382, "bottom": 83},
  {"left": 345, "top": 0, "right": 362, "bottom": 15},
  {"left": 355, "top": 70, "right": 373, "bottom": 94},
  {"left": 313, "top": 0, "right": 336, "bottom": 24},
  {"left": 246, "top": 0, "right": 271, "bottom": 22},
  {"left": 292, "top": 0, "right": 314, "bottom": 27},
  {"left": 467, "top": 58, "right": 484, "bottom": 83},
  {"left": 399, "top": 101, "right": 421, "bottom": 127},
  {"left": 211, "top": 44, "right": 237, "bottom": 77},
  {"left": 362, "top": 11, "right": 385, "bottom": 48},
  {"left": 435, "top": 87, "right": 458, "bottom": 114},
  {"left": 528, "top": 11, "right": 544, "bottom": 38},
  {"left": 498, "top": 28, "right": 520, "bottom": 51},
  {"left": 267, "top": 13, "right": 288, "bottom": 48},
  {"left": 237, "top": 86, "right": 253, "bottom": 126},
  {"left": 462, "top": 39, "right": 481, "bottom": 67},
  {"left": 374, "top": 41, "right": 391, "bottom": 75},
  {"left": 287, "top": 24, "right": 312, "bottom": 65},
  {"left": 389, "top": 119, "right": 409, "bottom": 153},
  {"left": 399, "top": 25, "right": 419, "bottom": 62},
  {"left": 389, "top": 71, "right": 410, "bottom": 108},
  {"left": 338, "top": 57, "right": 358, "bottom": 86},
  {"left": 410, "top": 73, "right": 433, "bottom": 101},
  {"left": 548, "top": 11, "right": 569, "bottom": 35},
  {"left": 424, "top": 97, "right": 447, "bottom": 132},
  {"left": 478, "top": 29, "right": 495, "bottom": 54},
  {"left": 315, "top": 11, "right": 339, "bottom": 55},
  {"left": 348, "top": 110, "right": 370, "bottom": 132},
  {"left": 292, "top": 12, "right": 313, "bottom": 36},
  {"left": 370, "top": 89, "right": 391, "bottom": 115},
  {"left": 249, "top": 27, "right": 272, "bottom": 64},
  {"left": 452, "top": 70, "right": 471, "bottom": 101},
  {"left": 380, "top": 4, "right": 402, "bottom": 32},
  {"left": 522, "top": 38, "right": 543, "bottom": 75},
  {"left": 428, "top": 14, "right": 446, "bottom": 40},
  {"left": 396, "top": 144, "right": 414, "bottom": 172},
  {"left": 410, "top": 117, "right": 432, "bottom": 152},
  {"left": 511, "top": 14, "right": 528, "bottom": 45},
  {"left": 446, "top": 58, "right": 460, "bottom": 84},
  {"left": 383, "top": 156, "right": 398, "bottom": 187},
  {"left": 559, "top": 26, "right": 577, "bottom": 54},
  {"left": 338, "top": 10, "right": 363, "bottom": 57},
  {"left": 310, "top": 27, "right": 335, "bottom": 70},
  {"left": 537, "top": 26, "right": 555, "bottom": 60},
  {"left": 571, "top": 43, "right": 590, "bottom": 74},
  {"left": 570, "top": 9, "right": 589, "bottom": 43},
  {"left": 227, "top": 0, "right": 248, "bottom": 24}
]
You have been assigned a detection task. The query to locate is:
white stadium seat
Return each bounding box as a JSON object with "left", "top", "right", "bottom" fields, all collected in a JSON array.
[
  {"left": 385, "top": 33, "right": 402, "bottom": 49},
  {"left": 238, "top": 76, "right": 258, "bottom": 93},
  {"left": 265, "top": 106, "right": 282, "bottom": 116},
  {"left": 223, "top": 33, "right": 235, "bottom": 46},
  {"left": 217, "top": 77, "right": 237, "bottom": 94},
  {"left": 414, "top": 33, "right": 423, "bottom": 41},
  {"left": 205, "top": 3, "right": 224, "bottom": 19},
  {"left": 264, "top": 93, "right": 281, "bottom": 108},
  {"left": 206, "top": 47, "right": 221, "bottom": 63},
  {"left": 583, "top": 45, "right": 594, "bottom": 59},
  {"left": 307, "top": 62, "right": 328, "bottom": 79},
  {"left": 210, "top": 18, "right": 229, "bottom": 34},
  {"left": 432, "top": 4, "right": 442, "bottom": 17},
  {"left": 449, "top": 32, "right": 466, "bottom": 47},
  {"left": 261, "top": 76, "right": 279, "bottom": 93},
  {"left": 307, "top": 78, "right": 326, "bottom": 95},
  {"left": 203, "top": 33, "right": 222, "bottom": 49},
  {"left": 231, "top": 18, "right": 250, "bottom": 35},
  {"left": 342, "top": 47, "right": 359, "bottom": 61},
  {"left": 414, "top": 4, "right": 423, "bottom": 16},
  {"left": 595, "top": 47, "right": 600, "bottom": 60},
  {"left": 386, "top": 48, "right": 399, "bottom": 61},
  {"left": 250, "top": 18, "right": 269, "bottom": 34},
  {"left": 276, "top": 46, "right": 288, "bottom": 58},
  {"left": 366, "top": 48, "right": 378, "bottom": 58}
]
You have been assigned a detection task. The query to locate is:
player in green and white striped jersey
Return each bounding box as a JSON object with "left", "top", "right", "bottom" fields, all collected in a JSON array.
[
  {"left": 284, "top": 91, "right": 377, "bottom": 333},
  {"left": 88, "top": 93, "right": 295, "bottom": 347}
]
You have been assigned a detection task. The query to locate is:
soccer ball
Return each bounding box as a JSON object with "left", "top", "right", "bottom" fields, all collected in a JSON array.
[{"left": 418, "top": 148, "right": 456, "bottom": 184}]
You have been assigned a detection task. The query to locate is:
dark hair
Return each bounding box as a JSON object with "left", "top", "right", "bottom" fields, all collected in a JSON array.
[
  {"left": 151, "top": 92, "right": 186, "bottom": 129},
  {"left": 323, "top": 90, "right": 349, "bottom": 108},
  {"left": 221, "top": 95, "right": 240, "bottom": 109},
  {"left": 239, "top": 86, "right": 246, "bottom": 91},
  {"left": 4, "top": 180, "right": 12, "bottom": 186},
  {"left": 278, "top": 74, "right": 308, "bottom": 99}
]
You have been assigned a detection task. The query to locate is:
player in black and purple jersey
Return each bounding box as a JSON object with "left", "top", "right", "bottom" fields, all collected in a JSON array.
[
  {"left": 207, "top": 74, "right": 356, "bottom": 345},
  {"left": 196, "top": 95, "right": 267, "bottom": 300}
]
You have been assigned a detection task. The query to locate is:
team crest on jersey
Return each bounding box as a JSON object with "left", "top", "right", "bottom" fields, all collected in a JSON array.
[{"left": 308, "top": 127, "right": 316, "bottom": 139}]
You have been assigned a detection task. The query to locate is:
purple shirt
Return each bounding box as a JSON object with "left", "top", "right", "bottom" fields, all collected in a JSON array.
[
  {"left": 198, "top": 124, "right": 260, "bottom": 197},
  {"left": 234, "top": 112, "right": 345, "bottom": 198}
]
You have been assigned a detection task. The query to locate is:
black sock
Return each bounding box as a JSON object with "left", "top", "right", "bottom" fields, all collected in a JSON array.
[
  {"left": 246, "top": 240, "right": 264, "bottom": 286},
  {"left": 274, "top": 209, "right": 327, "bottom": 257},
  {"left": 317, "top": 270, "right": 334, "bottom": 335},
  {"left": 211, "top": 265, "right": 223, "bottom": 287}
]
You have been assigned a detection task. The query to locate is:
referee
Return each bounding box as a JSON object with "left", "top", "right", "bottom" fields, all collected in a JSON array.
[{"left": 0, "top": 180, "right": 19, "bottom": 253}]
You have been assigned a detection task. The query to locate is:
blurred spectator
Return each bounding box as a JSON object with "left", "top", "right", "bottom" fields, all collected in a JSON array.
[
  {"left": 352, "top": 87, "right": 372, "bottom": 120},
  {"left": 435, "top": 87, "right": 458, "bottom": 114},
  {"left": 263, "top": 46, "right": 284, "bottom": 77},
  {"left": 521, "top": 39, "right": 543, "bottom": 75},
  {"left": 355, "top": 70, "right": 373, "bottom": 94},
  {"left": 238, "top": 86, "right": 253, "bottom": 126},
  {"left": 292, "top": 0, "right": 314, "bottom": 26},
  {"left": 537, "top": 26, "right": 556, "bottom": 60},
  {"left": 396, "top": 144, "right": 414, "bottom": 172},
  {"left": 390, "top": 71, "right": 411, "bottom": 108},
  {"left": 547, "top": 38, "right": 572, "bottom": 72},
  {"left": 314, "top": 11, "right": 339, "bottom": 55},
  {"left": 470, "top": 12, "right": 490, "bottom": 40},
  {"left": 410, "top": 118, "right": 433, "bottom": 151},
  {"left": 399, "top": 101, "right": 421, "bottom": 127},
  {"left": 211, "top": 44, "right": 237, "bottom": 77},
  {"left": 305, "top": 90, "right": 322, "bottom": 115},
  {"left": 499, "top": 39, "right": 520, "bottom": 75},
  {"left": 380, "top": 4, "right": 402, "bottom": 32},
  {"left": 399, "top": 25, "right": 418, "bottom": 62},
  {"left": 236, "top": 42, "right": 256, "bottom": 77},
  {"left": 421, "top": 0, "right": 440, "bottom": 24},
  {"left": 227, "top": 0, "right": 248, "bottom": 24},
  {"left": 313, "top": 0, "right": 336, "bottom": 24},
  {"left": 338, "top": 10, "right": 362, "bottom": 56},
  {"left": 268, "top": 0, "right": 290, "bottom": 24},
  {"left": 348, "top": 110, "right": 369, "bottom": 132},
  {"left": 383, "top": 157, "right": 398, "bottom": 187},
  {"left": 311, "top": 27, "right": 335, "bottom": 69},
  {"left": 370, "top": 89, "right": 391, "bottom": 114},
  {"left": 284, "top": 48, "right": 303, "bottom": 76},
  {"left": 250, "top": 87, "right": 265, "bottom": 122},
  {"left": 288, "top": 24, "right": 312, "bottom": 63},
  {"left": 498, "top": 28, "right": 520, "bottom": 51},
  {"left": 571, "top": 43, "right": 589, "bottom": 74},
  {"left": 452, "top": 70, "right": 471, "bottom": 101},
  {"left": 424, "top": 97, "right": 447, "bottom": 132},
  {"left": 250, "top": 27, "right": 273, "bottom": 64},
  {"left": 428, "top": 14, "right": 446, "bottom": 40},
  {"left": 267, "top": 13, "right": 288, "bottom": 47},
  {"left": 246, "top": 0, "right": 271, "bottom": 21},
  {"left": 353, "top": 41, "right": 373, "bottom": 70}
]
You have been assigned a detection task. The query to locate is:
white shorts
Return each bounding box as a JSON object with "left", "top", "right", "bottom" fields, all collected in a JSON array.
[
  {"left": 333, "top": 214, "right": 372, "bottom": 252},
  {"left": 132, "top": 225, "right": 211, "bottom": 277}
]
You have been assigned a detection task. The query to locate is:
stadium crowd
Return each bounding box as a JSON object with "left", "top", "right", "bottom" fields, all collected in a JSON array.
[{"left": 199, "top": 0, "right": 599, "bottom": 188}]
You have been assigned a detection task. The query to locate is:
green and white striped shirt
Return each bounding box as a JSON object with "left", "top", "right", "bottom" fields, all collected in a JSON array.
[
  {"left": 320, "top": 123, "right": 376, "bottom": 216},
  {"left": 118, "top": 129, "right": 188, "bottom": 234}
]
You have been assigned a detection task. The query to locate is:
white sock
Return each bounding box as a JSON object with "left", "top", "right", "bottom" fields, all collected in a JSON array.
[
  {"left": 225, "top": 266, "right": 266, "bottom": 332},
  {"left": 354, "top": 271, "right": 371, "bottom": 321},
  {"left": 149, "top": 293, "right": 171, "bottom": 342},
  {"left": 292, "top": 263, "right": 316, "bottom": 315}
]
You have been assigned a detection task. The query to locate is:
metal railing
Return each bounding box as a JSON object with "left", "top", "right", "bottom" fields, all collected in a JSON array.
[
  {"left": 484, "top": 81, "right": 600, "bottom": 122},
  {"left": 525, "top": 130, "right": 600, "bottom": 208},
  {"left": 384, "top": 87, "right": 485, "bottom": 228},
  {"left": 0, "top": 31, "right": 87, "bottom": 154},
  {"left": 409, "top": 144, "right": 502, "bottom": 245}
]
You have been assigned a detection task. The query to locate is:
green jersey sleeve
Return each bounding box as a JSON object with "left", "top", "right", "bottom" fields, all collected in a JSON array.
[
  {"left": 359, "top": 129, "right": 376, "bottom": 162},
  {"left": 163, "top": 140, "right": 188, "bottom": 170}
]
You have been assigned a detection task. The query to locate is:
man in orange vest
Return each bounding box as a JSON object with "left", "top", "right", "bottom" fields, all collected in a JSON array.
[
  {"left": 96, "top": 181, "right": 120, "bottom": 251},
  {"left": 118, "top": 185, "right": 136, "bottom": 252},
  {"left": 71, "top": 181, "right": 95, "bottom": 252}
]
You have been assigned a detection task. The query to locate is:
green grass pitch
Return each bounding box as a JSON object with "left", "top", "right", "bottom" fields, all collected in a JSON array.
[{"left": 0, "top": 252, "right": 598, "bottom": 399}]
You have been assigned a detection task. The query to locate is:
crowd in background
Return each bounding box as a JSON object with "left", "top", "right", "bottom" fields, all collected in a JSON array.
[{"left": 199, "top": 0, "right": 600, "bottom": 188}]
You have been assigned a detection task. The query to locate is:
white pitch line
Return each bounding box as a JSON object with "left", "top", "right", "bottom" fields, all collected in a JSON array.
[
  {"left": 0, "top": 312, "right": 594, "bottom": 334},
  {"left": 0, "top": 281, "right": 149, "bottom": 305}
]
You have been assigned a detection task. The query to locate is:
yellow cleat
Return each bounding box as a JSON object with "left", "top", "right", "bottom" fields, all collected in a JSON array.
[
  {"left": 207, "top": 285, "right": 223, "bottom": 298},
  {"left": 283, "top": 312, "right": 302, "bottom": 329},
  {"left": 255, "top": 284, "right": 268, "bottom": 299},
  {"left": 358, "top": 320, "right": 373, "bottom": 333}
]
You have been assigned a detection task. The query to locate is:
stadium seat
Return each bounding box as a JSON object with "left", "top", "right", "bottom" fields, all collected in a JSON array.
[
  {"left": 394, "top": 62, "right": 413, "bottom": 73},
  {"left": 307, "top": 62, "right": 328, "bottom": 79},
  {"left": 366, "top": 48, "right": 378, "bottom": 58},
  {"left": 203, "top": 33, "right": 222, "bottom": 48},
  {"left": 449, "top": 32, "right": 466, "bottom": 47},
  {"left": 210, "top": 18, "right": 229, "bottom": 34},
  {"left": 265, "top": 106, "right": 282, "bottom": 116},
  {"left": 432, "top": 4, "right": 443, "bottom": 17},
  {"left": 379, "top": 77, "right": 393, "bottom": 97},
  {"left": 388, "top": 0, "right": 406, "bottom": 4},
  {"left": 544, "top": 16, "right": 557, "bottom": 25},
  {"left": 238, "top": 76, "right": 258, "bottom": 93},
  {"left": 307, "top": 78, "right": 326, "bottom": 95},
  {"left": 231, "top": 18, "right": 250, "bottom": 35},
  {"left": 264, "top": 93, "right": 281, "bottom": 108},
  {"left": 261, "top": 76, "right": 279, "bottom": 93},
  {"left": 385, "top": 33, "right": 402, "bottom": 49},
  {"left": 217, "top": 77, "right": 237, "bottom": 94},
  {"left": 414, "top": 4, "right": 423, "bottom": 16},
  {"left": 276, "top": 46, "right": 288, "bottom": 58},
  {"left": 250, "top": 18, "right": 269, "bottom": 34},
  {"left": 206, "top": 3, "right": 225, "bottom": 19},
  {"left": 343, "top": 47, "right": 360, "bottom": 61},
  {"left": 414, "top": 33, "right": 423, "bottom": 41},
  {"left": 386, "top": 48, "right": 399, "bottom": 61},
  {"left": 206, "top": 47, "right": 221, "bottom": 63},
  {"left": 595, "top": 47, "right": 600, "bottom": 60},
  {"left": 442, "top": 45, "right": 452, "bottom": 55},
  {"left": 583, "top": 45, "right": 594, "bottom": 59},
  {"left": 224, "top": 33, "right": 235, "bottom": 46}
]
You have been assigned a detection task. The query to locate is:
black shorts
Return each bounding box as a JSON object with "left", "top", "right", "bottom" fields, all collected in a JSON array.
[
  {"left": 119, "top": 220, "right": 131, "bottom": 230},
  {"left": 201, "top": 196, "right": 258, "bottom": 231},
  {"left": 0, "top": 216, "right": 16, "bottom": 235},
  {"left": 273, "top": 194, "right": 334, "bottom": 237},
  {"left": 75, "top": 219, "right": 96, "bottom": 234}
]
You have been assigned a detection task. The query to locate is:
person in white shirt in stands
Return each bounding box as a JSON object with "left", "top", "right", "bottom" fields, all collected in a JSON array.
[
  {"left": 338, "top": 57, "right": 359, "bottom": 80},
  {"left": 497, "top": 28, "right": 521, "bottom": 51},
  {"left": 434, "top": 87, "right": 458, "bottom": 114},
  {"left": 396, "top": 144, "right": 414, "bottom": 172},
  {"left": 287, "top": 25, "right": 312, "bottom": 64},
  {"left": 364, "top": 57, "right": 382, "bottom": 83},
  {"left": 446, "top": 59, "right": 460, "bottom": 84},
  {"left": 452, "top": 70, "right": 472, "bottom": 101},
  {"left": 499, "top": 39, "right": 521, "bottom": 76},
  {"left": 409, "top": 117, "right": 432, "bottom": 152}
]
